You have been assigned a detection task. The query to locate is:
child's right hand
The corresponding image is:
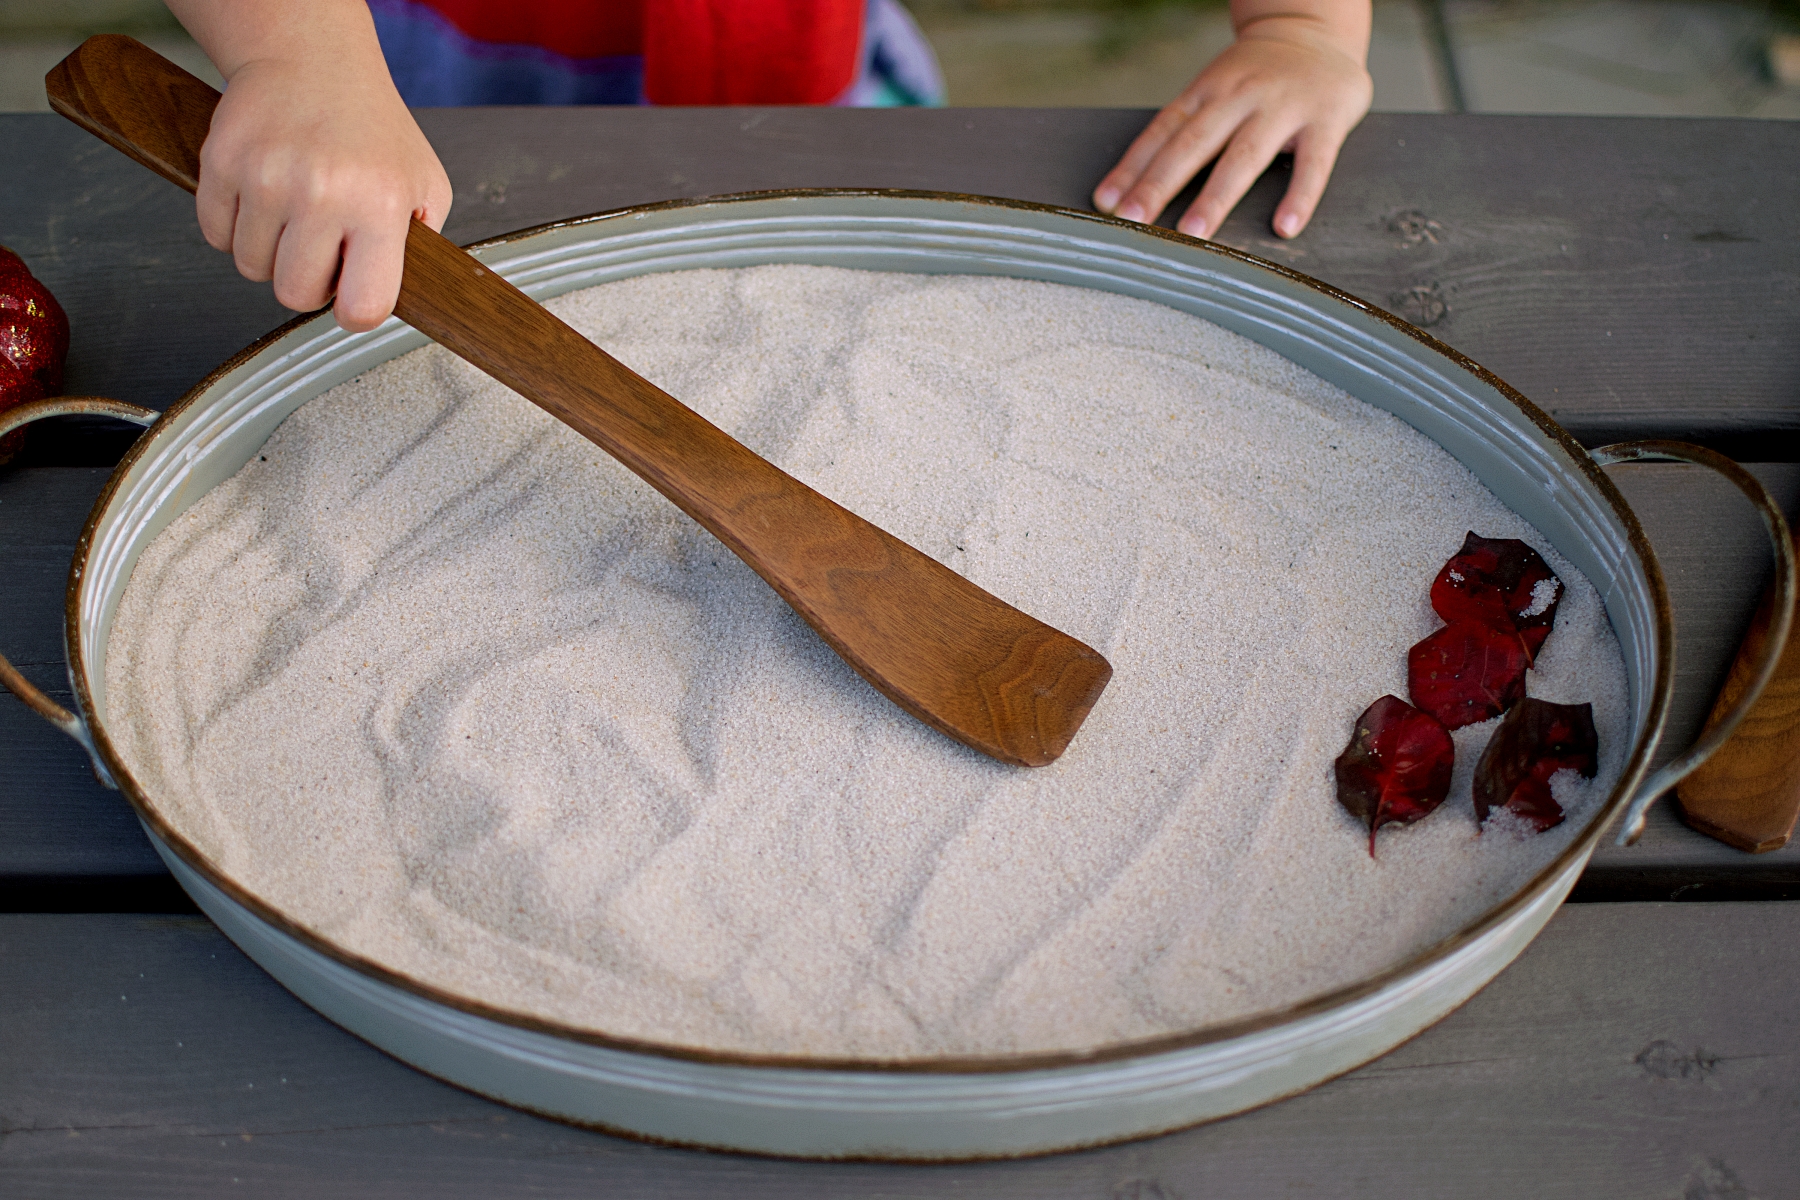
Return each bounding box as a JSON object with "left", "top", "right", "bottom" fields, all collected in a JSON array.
[
  {"left": 1093, "top": 0, "right": 1372, "bottom": 242},
  {"left": 168, "top": 0, "right": 451, "bottom": 332}
]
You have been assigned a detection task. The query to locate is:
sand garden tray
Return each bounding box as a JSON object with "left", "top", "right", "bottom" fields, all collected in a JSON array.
[{"left": 2, "top": 191, "right": 1791, "bottom": 1160}]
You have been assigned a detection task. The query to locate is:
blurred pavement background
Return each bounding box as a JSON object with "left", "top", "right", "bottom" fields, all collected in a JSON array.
[{"left": 2, "top": 0, "right": 1796, "bottom": 115}]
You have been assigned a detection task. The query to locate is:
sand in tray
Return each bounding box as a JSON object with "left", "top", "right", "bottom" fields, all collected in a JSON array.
[{"left": 104, "top": 265, "right": 1630, "bottom": 1059}]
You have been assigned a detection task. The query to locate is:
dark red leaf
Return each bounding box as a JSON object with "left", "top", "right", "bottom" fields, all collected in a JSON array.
[
  {"left": 1472, "top": 698, "right": 1598, "bottom": 832},
  {"left": 1336, "top": 695, "right": 1456, "bottom": 856},
  {"left": 1431, "top": 532, "right": 1564, "bottom": 662},
  {"left": 0, "top": 245, "right": 69, "bottom": 464},
  {"left": 1408, "top": 619, "right": 1530, "bottom": 730}
]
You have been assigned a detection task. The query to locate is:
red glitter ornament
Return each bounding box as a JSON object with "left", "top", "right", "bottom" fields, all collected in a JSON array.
[{"left": 0, "top": 245, "right": 71, "bottom": 465}]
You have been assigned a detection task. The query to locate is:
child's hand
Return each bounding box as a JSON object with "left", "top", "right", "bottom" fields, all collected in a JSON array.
[
  {"left": 1093, "top": 2, "right": 1372, "bottom": 241},
  {"left": 168, "top": 0, "right": 451, "bottom": 332}
]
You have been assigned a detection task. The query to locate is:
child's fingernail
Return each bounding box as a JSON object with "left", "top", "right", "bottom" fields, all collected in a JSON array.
[
  {"left": 1117, "top": 202, "right": 1145, "bottom": 223},
  {"left": 1095, "top": 186, "right": 1120, "bottom": 210},
  {"left": 1276, "top": 212, "right": 1301, "bottom": 238},
  {"left": 1178, "top": 216, "right": 1209, "bottom": 239}
]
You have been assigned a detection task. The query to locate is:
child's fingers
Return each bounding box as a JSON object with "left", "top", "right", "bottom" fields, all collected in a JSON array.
[
  {"left": 1093, "top": 102, "right": 1195, "bottom": 214},
  {"left": 197, "top": 112, "right": 287, "bottom": 283},
  {"left": 194, "top": 172, "right": 239, "bottom": 255},
  {"left": 419, "top": 186, "right": 453, "bottom": 234},
  {"left": 332, "top": 219, "right": 407, "bottom": 333},
  {"left": 268, "top": 218, "right": 346, "bottom": 314},
  {"left": 1175, "top": 116, "right": 1294, "bottom": 240},
  {"left": 1110, "top": 100, "right": 1253, "bottom": 227},
  {"left": 227, "top": 192, "right": 288, "bottom": 286},
  {"left": 1270, "top": 124, "right": 1347, "bottom": 239}
]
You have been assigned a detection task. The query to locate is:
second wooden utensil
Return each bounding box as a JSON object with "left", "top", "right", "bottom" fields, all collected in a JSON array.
[
  {"left": 1677, "top": 522, "right": 1800, "bottom": 852},
  {"left": 46, "top": 34, "right": 1111, "bottom": 768}
]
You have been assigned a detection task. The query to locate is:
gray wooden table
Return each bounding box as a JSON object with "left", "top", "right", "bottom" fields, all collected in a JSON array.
[{"left": 2, "top": 108, "right": 1796, "bottom": 1197}]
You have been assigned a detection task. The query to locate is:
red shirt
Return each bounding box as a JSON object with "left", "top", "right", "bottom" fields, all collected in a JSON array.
[{"left": 402, "top": 0, "right": 864, "bottom": 105}]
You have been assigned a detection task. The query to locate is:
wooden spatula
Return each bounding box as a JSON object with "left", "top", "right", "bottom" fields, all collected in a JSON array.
[
  {"left": 1677, "top": 524, "right": 1800, "bottom": 852},
  {"left": 46, "top": 34, "right": 1111, "bottom": 767}
]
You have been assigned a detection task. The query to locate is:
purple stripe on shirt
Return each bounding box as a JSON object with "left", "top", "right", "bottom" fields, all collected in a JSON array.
[
  {"left": 366, "top": 0, "right": 944, "bottom": 108},
  {"left": 368, "top": 0, "right": 645, "bottom": 106}
]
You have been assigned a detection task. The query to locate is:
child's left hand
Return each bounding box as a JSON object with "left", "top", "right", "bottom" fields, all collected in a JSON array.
[{"left": 1092, "top": 4, "right": 1372, "bottom": 241}]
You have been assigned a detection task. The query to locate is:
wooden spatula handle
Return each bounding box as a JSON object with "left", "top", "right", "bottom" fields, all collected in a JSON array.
[
  {"left": 46, "top": 34, "right": 211, "bottom": 192},
  {"left": 394, "top": 223, "right": 785, "bottom": 536}
]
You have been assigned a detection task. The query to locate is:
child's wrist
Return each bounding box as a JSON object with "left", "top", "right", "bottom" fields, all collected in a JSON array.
[
  {"left": 1233, "top": 14, "right": 1370, "bottom": 65},
  {"left": 169, "top": 0, "right": 385, "bottom": 82}
]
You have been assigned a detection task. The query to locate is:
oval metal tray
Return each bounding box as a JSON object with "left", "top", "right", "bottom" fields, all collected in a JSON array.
[{"left": 63, "top": 192, "right": 1677, "bottom": 1159}]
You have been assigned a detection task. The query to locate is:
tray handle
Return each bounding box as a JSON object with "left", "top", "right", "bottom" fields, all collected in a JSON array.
[
  {"left": 1591, "top": 440, "right": 1796, "bottom": 845},
  {"left": 0, "top": 396, "right": 159, "bottom": 788}
]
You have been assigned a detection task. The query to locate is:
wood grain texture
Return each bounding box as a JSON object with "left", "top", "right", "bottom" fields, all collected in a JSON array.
[
  {"left": 43, "top": 34, "right": 209, "bottom": 193},
  {"left": 1213, "top": 118, "right": 1800, "bottom": 457},
  {"left": 2, "top": 906, "right": 1794, "bottom": 1197},
  {"left": 0, "top": 467, "right": 169, "bottom": 879},
  {"left": 2, "top": 109, "right": 1796, "bottom": 465},
  {"left": 0, "top": 682, "right": 169, "bottom": 880},
  {"left": 1677, "top": 526, "right": 1800, "bottom": 853},
  {"left": 43, "top": 35, "right": 1112, "bottom": 767}
]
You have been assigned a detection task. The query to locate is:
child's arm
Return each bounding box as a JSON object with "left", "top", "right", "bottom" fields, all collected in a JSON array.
[
  {"left": 1092, "top": 0, "right": 1372, "bottom": 241},
  {"left": 164, "top": 0, "right": 451, "bottom": 331}
]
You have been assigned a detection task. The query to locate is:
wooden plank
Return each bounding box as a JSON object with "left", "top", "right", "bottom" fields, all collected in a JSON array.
[
  {"left": 1, "top": 110, "right": 1795, "bottom": 465},
  {"left": 0, "top": 905, "right": 1794, "bottom": 1197},
  {"left": 417, "top": 106, "right": 1147, "bottom": 243},
  {"left": 0, "top": 467, "right": 169, "bottom": 881},
  {"left": 1215, "top": 116, "right": 1800, "bottom": 458},
  {"left": 409, "top": 109, "right": 1800, "bottom": 457},
  {"left": 0, "top": 127, "right": 288, "bottom": 463},
  {"left": 4, "top": 465, "right": 1797, "bottom": 892},
  {"left": 0, "top": 691, "right": 171, "bottom": 885},
  {"left": 0, "top": 465, "right": 108, "bottom": 542}
]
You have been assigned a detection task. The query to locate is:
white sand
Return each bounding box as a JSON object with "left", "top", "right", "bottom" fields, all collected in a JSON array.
[{"left": 103, "top": 266, "right": 1629, "bottom": 1060}]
